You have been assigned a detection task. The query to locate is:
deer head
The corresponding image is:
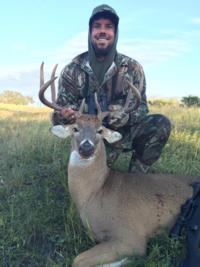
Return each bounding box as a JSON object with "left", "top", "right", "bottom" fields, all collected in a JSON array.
[
  {"left": 39, "top": 62, "right": 141, "bottom": 158},
  {"left": 51, "top": 98, "right": 122, "bottom": 159}
]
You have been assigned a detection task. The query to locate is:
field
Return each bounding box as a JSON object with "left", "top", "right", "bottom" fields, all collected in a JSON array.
[{"left": 0, "top": 103, "right": 200, "bottom": 267}]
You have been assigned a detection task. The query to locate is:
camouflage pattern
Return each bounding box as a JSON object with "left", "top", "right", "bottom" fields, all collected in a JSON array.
[
  {"left": 106, "top": 114, "right": 171, "bottom": 170},
  {"left": 52, "top": 52, "right": 171, "bottom": 171},
  {"left": 52, "top": 51, "right": 148, "bottom": 125}
]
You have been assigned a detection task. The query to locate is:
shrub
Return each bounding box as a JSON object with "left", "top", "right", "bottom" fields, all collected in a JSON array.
[
  {"left": 181, "top": 95, "right": 200, "bottom": 107},
  {"left": 0, "top": 90, "right": 34, "bottom": 105}
]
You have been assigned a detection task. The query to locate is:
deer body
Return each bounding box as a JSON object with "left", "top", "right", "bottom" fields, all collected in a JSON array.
[
  {"left": 66, "top": 129, "right": 196, "bottom": 267},
  {"left": 39, "top": 64, "right": 199, "bottom": 267}
]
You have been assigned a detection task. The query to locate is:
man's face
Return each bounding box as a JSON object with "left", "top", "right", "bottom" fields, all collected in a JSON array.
[{"left": 91, "top": 18, "right": 115, "bottom": 56}]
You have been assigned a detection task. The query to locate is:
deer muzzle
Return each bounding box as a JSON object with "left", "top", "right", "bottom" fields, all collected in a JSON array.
[{"left": 79, "top": 139, "right": 95, "bottom": 158}]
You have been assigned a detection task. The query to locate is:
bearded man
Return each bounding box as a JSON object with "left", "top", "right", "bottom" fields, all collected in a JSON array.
[{"left": 52, "top": 4, "right": 171, "bottom": 173}]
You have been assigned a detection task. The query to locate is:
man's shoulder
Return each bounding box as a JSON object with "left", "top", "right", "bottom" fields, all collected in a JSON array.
[
  {"left": 72, "top": 51, "right": 88, "bottom": 65},
  {"left": 61, "top": 52, "right": 88, "bottom": 75},
  {"left": 116, "top": 52, "right": 143, "bottom": 68}
]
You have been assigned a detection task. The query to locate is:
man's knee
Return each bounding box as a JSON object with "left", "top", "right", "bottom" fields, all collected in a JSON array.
[
  {"left": 154, "top": 114, "right": 171, "bottom": 129},
  {"left": 148, "top": 114, "right": 171, "bottom": 142},
  {"left": 132, "top": 114, "right": 171, "bottom": 166}
]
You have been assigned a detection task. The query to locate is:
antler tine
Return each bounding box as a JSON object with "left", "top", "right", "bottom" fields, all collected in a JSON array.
[
  {"left": 78, "top": 98, "right": 86, "bottom": 116},
  {"left": 51, "top": 64, "right": 58, "bottom": 104},
  {"left": 124, "top": 80, "right": 141, "bottom": 112},
  {"left": 39, "top": 62, "right": 62, "bottom": 111},
  {"left": 40, "top": 62, "right": 44, "bottom": 87},
  {"left": 94, "top": 93, "right": 102, "bottom": 120}
]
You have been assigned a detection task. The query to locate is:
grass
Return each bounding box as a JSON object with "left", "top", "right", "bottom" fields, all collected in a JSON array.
[{"left": 0, "top": 103, "right": 200, "bottom": 267}]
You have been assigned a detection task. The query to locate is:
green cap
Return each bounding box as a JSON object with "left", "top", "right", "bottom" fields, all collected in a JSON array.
[{"left": 89, "top": 4, "right": 119, "bottom": 30}]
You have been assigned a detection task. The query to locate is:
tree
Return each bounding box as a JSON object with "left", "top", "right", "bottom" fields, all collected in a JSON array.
[
  {"left": 181, "top": 95, "right": 200, "bottom": 107},
  {"left": 0, "top": 90, "right": 34, "bottom": 105}
]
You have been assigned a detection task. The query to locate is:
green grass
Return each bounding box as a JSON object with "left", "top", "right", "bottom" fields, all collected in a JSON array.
[{"left": 0, "top": 104, "right": 200, "bottom": 267}]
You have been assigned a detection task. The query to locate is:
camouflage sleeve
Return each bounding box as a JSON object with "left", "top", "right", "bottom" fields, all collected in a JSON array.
[
  {"left": 51, "top": 63, "right": 80, "bottom": 125},
  {"left": 126, "top": 60, "right": 149, "bottom": 125}
]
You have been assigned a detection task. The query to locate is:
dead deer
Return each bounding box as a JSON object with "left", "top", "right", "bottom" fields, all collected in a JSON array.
[{"left": 39, "top": 63, "right": 199, "bottom": 267}]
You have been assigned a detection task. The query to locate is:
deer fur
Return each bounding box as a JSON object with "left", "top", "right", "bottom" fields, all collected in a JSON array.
[
  {"left": 39, "top": 63, "right": 199, "bottom": 267},
  {"left": 51, "top": 113, "right": 199, "bottom": 267}
]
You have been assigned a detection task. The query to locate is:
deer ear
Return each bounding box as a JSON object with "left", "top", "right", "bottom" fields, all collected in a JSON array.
[
  {"left": 50, "top": 125, "right": 74, "bottom": 139},
  {"left": 101, "top": 126, "right": 122, "bottom": 143}
]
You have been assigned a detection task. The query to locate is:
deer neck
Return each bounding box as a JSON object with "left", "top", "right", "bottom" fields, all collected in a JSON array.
[{"left": 68, "top": 140, "right": 109, "bottom": 210}]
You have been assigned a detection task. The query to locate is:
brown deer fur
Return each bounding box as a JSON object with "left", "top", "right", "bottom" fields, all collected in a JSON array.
[{"left": 51, "top": 114, "right": 199, "bottom": 267}]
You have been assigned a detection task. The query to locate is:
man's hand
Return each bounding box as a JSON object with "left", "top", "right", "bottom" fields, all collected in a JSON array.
[
  {"left": 60, "top": 108, "right": 76, "bottom": 123},
  {"left": 107, "top": 105, "right": 129, "bottom": 129},
  {"left": 108, "top": 111, "right": 129, "bottom": 128}
]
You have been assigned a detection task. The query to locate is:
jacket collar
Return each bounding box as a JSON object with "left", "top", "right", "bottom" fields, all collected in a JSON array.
[{"left": 72, "top": 51, "right": 128, "bottom": 86}]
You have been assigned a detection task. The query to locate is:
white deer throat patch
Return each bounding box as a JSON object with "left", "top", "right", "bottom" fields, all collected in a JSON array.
[
  {"left": 69, "top": 150, "right": 95, "bottom": 167},
  {"left": 97, "top": 258, "right": 127, "bottom": 267}
]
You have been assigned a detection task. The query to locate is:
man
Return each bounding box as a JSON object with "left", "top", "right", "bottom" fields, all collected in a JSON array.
[{"left": 52, "top": 4, "right": 171, "bottom": 173}]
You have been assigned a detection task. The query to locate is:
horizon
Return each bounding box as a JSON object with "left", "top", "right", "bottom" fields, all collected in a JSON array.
[{"left": 0, "top": 0, "right": 200, "bottom": 104}]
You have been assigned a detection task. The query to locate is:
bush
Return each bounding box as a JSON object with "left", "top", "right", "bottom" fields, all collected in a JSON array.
[
  {"left": 148, "top": 98, "right": 179, "bottom": 107},
  {"left": 181, "top": 95, "right": 200, "bottom": 107},
  {"left": 0, "top": 90, "right": 34, "bottom": 105}
]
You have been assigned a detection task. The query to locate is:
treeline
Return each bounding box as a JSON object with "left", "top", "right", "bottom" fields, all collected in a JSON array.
[
  {"left": 149, "top": 95, "right": 200, "bottom": 107},
  {"left": 0, "top": 90, "right": 199, "bottom": 108},
  {"left": 181, "top": 96, "right": 200, "bottom": 107},
  {"left": 0, "top": 90, "right": 34, "bottom": 105}
]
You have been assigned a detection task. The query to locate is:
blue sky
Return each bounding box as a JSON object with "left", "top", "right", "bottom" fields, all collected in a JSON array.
[{"left": 0, "top": 0, "right": 200, "bottom": 103}]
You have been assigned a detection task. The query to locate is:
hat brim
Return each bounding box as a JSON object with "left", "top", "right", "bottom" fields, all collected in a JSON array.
[{"left": 89, "top": 11, "right": 119, "bottom": 29}]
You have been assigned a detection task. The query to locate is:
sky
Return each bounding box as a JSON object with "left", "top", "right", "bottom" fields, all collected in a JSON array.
[{"left": 0, "top": 0, "right": 200, "bottom": 104}]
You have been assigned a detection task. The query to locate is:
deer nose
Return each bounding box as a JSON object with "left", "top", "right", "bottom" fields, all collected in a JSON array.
[{"left": 79, "top": 140, "right": 95, "bottom": 158}]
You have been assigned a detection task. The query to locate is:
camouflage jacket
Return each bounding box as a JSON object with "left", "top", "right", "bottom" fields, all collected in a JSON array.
[{"left": 52, "top": 51, "right": 149, "bottom": 126}]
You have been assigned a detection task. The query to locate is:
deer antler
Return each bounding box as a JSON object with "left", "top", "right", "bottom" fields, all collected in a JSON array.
[
  {"left": 124, "top": 80, "right": 142, "bottom": 112},
  {"left": 106, "top": 79, "right": 142, "bottom": 125},
  {"left": 94, "top": 79, "right": 142, "bottom": 124},
  {"left": 39, "top": 62, "right": 141, "bottom": 122},
  {"left": 39, "top": 62, "right": 62, "bottom": 111},
  {"left": 78, "top": 98, "right": 86, "bottom": 116},
  {"left": 108, "top": 79, "right": 142, "bottom": 117},
  {"left": 94, "top": 93, "right": 103, "bottom": 121},
  {"left": 39, "top": 63, "right": 87, "bottom": 117}
]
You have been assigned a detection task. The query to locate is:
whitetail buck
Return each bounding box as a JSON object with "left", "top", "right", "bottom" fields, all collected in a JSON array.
[{"left": 39, "top": 63, "right": 199, "bottom": 267}]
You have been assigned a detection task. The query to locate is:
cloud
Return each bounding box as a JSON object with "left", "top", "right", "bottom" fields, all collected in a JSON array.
[
  {"left": 0, "top": 66, "right": 40, "bottom": 101},
  {"left": 191, "top": 17, "right": 200, "bottom": 25},
  {"left": 48, "top": 31, "right": 189, "bottom": 67},
  {"left": 11, "top": 42, "right": 28, "bottom": 51},
  {"left": 0, "top": 31, "right": 190, "bottom": 102},
  {"left": 0, "top": 31, "right": 88, "bottom": 102},
  {"left": 120, "top": 37, "right": 188, "bottom": 65},
  {"left": 49, "top": 31, "right": 188, "bottom": 66},
  {"left": 51, "top": 31, "right": 88, "bottom": 65}
]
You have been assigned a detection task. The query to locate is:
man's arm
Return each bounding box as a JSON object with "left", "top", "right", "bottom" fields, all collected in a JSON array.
[
  {"left": 107, "top": 60, "right": 149, "bottom": 129},
  {"left": 126, "top": 61, "right": 149, "bottom": 125},
  {"left": 51, "top": 65, "right": 80, "bottom": 125}
]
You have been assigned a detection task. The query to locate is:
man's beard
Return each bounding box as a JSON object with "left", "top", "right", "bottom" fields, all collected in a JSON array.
[{"left": 92, "top": 42, "right": 113, "bottom": 57}]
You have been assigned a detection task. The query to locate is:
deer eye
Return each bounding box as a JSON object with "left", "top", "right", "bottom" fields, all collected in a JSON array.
[
  {"left": 73, "top": 125, "right": 79, "bottom": 133},
  {"left": 97, "top": 127, "right": 103, "bottom": 134}
]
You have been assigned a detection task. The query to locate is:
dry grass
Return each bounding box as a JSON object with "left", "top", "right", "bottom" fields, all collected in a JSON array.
[{"left": 0, "top": 103, "right": 200, "bottom": 267}]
